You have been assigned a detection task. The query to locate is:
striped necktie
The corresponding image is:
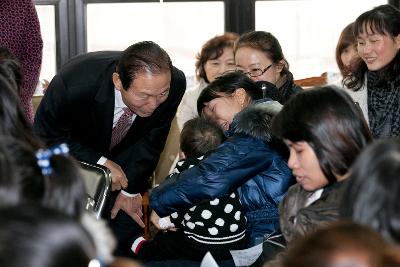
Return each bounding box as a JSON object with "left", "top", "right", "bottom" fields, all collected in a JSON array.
[{"left": 110, "top": 107, "right": 134, "bottom": 149}]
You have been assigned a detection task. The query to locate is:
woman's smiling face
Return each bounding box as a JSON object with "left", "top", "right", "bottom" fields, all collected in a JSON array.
[{"left": 356, "top": 25, "right": 400, "bottom": 71}]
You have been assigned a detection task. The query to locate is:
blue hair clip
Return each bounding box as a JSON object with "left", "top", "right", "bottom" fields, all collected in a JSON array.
[{"left": 36, "top": 143, "right": 69, "bottom": 176}]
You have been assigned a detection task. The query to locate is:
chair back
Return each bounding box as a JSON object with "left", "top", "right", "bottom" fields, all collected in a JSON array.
[
  {"left": 79, "top": 162, "right": 111, "bottom": 219},
  {"left": 294, "top": 72, "right": 328, "bottom": 88}
]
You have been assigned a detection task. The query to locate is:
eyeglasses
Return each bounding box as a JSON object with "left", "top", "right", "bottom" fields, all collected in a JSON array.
[{"left": 238, "top": 64, "right": 273, "bottom": 78}]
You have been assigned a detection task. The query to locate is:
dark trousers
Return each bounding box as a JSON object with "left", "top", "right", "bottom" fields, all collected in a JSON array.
[
  {"left": 103, "top": 191, "right": 144, "bottom": 257},
  {"left": 137, "top": 230, "right": 247, "bottom": 262}
]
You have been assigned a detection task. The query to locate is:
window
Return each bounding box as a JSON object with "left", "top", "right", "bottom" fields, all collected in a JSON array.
[
  {"left": 86, "top": 1, "right": 224, "bottom": 86},
  {"left": 255, "top": 0, "right": 387, "bottom": 79},
  {"left": 35, "top": 4, "right": 57, "bottom": 89}
]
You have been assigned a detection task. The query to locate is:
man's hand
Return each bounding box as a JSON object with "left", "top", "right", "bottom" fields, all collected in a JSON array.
[
  {"left": 104, "top": 159, "right": 128, "bottom": 191},
  {"left": 110, "top": 192, "right": 145, "bottom": 228}
]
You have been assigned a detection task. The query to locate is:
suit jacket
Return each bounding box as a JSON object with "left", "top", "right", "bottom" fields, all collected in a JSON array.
[{"left": 34, "top": 51, "right": 186, "bottom": 193}]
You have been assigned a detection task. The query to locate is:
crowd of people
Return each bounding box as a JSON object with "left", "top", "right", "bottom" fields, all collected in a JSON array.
[{"left": 0, "top": 2, "right": 400, "bottom": 267}]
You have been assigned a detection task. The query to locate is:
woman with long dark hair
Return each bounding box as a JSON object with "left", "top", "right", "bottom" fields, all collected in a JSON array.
[{"left": 344, "top": 4, "right": 400, "bottom": 138}]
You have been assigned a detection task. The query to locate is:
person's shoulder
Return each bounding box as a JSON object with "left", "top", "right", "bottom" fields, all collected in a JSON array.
[
  {"left": 220, "top": 136, "right": 274, "bottom": 164},
  {"left": 230, "top": 100, "right": 282, "bottom": 142},
  {"left": 16, "top": 0, "right": 35, "bottom": 8},
  {"left": 187, "top": 80, "right": 207, "bottom": 92},
  {"left": 171, "top": 66, "right": 186, "bottom": 81},
  {"left": 183, "top": 82, "right": 206, "bottom": 100},
  {"left": 58, "top": 51, "right": 119, "bottom": 81},
  {"left": 285, "top": 183, "right": 304, "bottom": 199},
  {"left": 292, "top": 83, "right": 303, "bottom": 92},
  {"left": 323, "top": 180, "right": 348, "bottom": 199},
  {"left": 64, "top": 51, "right": 119, "bottom": 69},
  {"left": 170, "top": 66, "right": 187, "bottom": 94}
]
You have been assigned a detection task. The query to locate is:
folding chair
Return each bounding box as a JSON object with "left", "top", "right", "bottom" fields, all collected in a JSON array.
[{"left": 79, "top": 161, "right": 112, "bottom": 219}]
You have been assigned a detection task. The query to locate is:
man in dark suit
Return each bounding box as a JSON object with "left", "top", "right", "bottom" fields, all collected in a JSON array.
[{"left": 33, "top": 41, "right": 186, "bottom": 256}]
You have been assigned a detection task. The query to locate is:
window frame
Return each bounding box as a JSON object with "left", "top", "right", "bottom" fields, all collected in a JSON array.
[{"left": 34, "top": 0, "right": 396, "bottom": 71}]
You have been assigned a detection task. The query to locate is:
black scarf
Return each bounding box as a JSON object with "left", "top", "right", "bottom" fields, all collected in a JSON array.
[{"left": 367, "top": 71, "right": 400, "bottom": 138}]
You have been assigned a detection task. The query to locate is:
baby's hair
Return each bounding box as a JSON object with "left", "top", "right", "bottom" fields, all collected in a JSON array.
[{"left": 180, "top": 117, "right": 226, "bottom": 158}]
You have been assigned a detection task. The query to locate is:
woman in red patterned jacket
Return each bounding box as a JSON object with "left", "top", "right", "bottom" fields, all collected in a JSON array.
[{"left": 0, "top": 0, "right": 43, "bottom": 122}]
